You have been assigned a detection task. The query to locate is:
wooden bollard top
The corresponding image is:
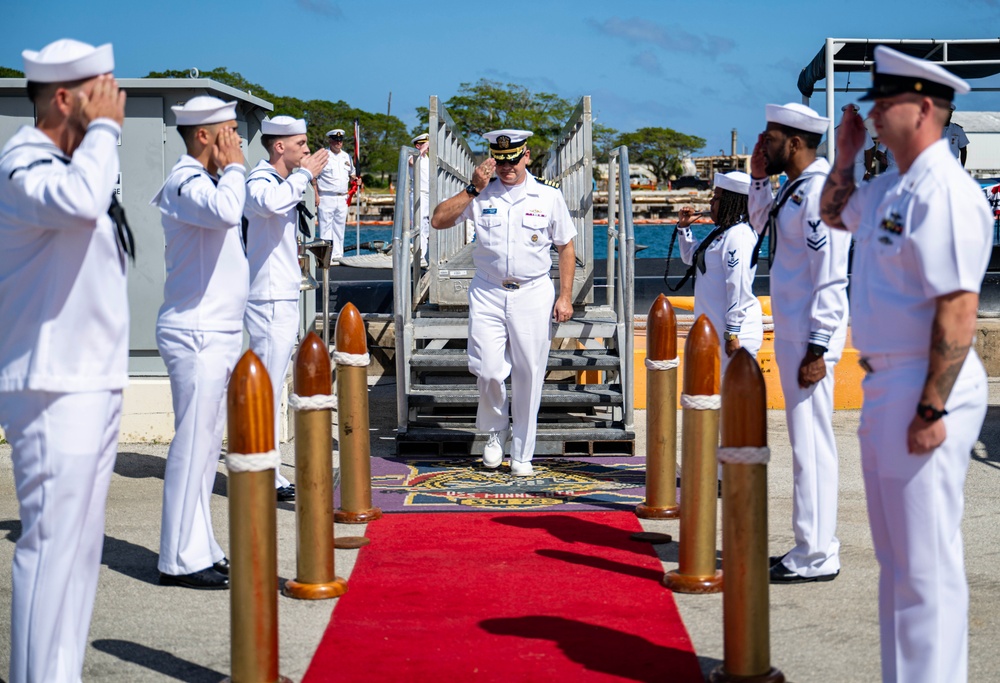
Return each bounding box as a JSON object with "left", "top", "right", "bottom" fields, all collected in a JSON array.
[
  {"left": 295, "top": 331, "right": 332, "bottom": 397},
  {"left": 647, "top": 294, "right": 677, "bottom": 361},
  {"left": 683, "top": 314, "right": 720, "bottom": 396},
  {"left": 227, "top": 350, "right": 274, "bottom": 455},
  {"left": 721, "top": 348, "right": 767, "bottom": 448},
  {"left": 335, "top": 302, "right": 367, "bottom": 355}
]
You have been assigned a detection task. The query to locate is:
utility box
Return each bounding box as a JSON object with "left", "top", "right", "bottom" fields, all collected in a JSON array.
[{"left": 0, "top": 77, "right": 318, "bottom": 377}]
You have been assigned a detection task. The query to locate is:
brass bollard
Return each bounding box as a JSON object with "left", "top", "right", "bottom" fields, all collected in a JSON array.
[
  {"left": 223, "top": 351, "right": 291, "bottom": 683},
  {"left": 283, "top": 331, "right": 349, "bottom": 600},
  {"left": 711, "top": 349, "right": 785, "bottom": 683},
  {"left": 663, "top": 314, "right": 723, "bottom": 594},
  {"left": 636, "top": 294, "right": 680, "bottom": 520},
  {"left": 333, "top": 302, "right": 383, "bottom": 524}
]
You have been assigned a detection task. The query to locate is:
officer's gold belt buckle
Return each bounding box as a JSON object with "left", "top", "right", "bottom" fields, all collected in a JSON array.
[
  {"left": 858, "top": 357, "right": 874, "bottom": 374},
  {"left": 502, "top": 280, "right": 520, "bottom": 290}
]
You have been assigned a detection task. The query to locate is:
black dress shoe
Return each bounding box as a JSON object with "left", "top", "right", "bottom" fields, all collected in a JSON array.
[
  {"left": 769, "top": 563, "right": 838, "bottom": 584},
  {"left": 276, "top": 484, "right": 295, "bottom": 502},
  {"left": 159, "top": 567, "right": 229, "bottom": 590},
  {"left": 212, "top": 558, "right": 229, "bottom": 576},
  {"left": 769, "top": 553, "right": 788, "bottom": 568}
]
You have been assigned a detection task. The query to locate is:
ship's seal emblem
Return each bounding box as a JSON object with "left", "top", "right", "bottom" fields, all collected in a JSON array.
[{"left": 497, "top": 135, "right": 511, "bottom": 149}]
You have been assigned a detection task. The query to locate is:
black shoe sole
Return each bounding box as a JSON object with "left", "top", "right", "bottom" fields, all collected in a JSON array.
[
  {"left": 769, "top": 570, "right": 839, "bottom": 585},
  {"left": 158, "top": 572, "right": 229, "bottom": 590}
]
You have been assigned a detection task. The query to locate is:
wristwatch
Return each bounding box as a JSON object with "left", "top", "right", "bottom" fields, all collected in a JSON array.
[
  {"left": 724, "top": 331, "right": 739, "bottom": 342},
  {"left": 807, "top": 343, "right": 827, "bottom": 357},
  {"left": 916, "top": 403, "right": 948, "bottom": 423},
  {"left": 465, "top": 183, "right": 480, "bottom": 197}
]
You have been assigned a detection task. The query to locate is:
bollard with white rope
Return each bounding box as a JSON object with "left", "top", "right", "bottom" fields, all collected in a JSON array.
[
  {"left": 637, "top": 294, "right": 680, "bottom": 521},
  {"left": 663, "top": 314, "right": 723, "bottom": 595},
  {"left": 333, "top": 302, "right": 382, "bottom": 525},
  {"left": 711, "top": 349, "right": 785, "bottom": 683},
  {"left": 223, "top": 350, "right": 291, "bottom": 683},
  {"left": 282, "top": 331, "right": 349, "bottom": 600}
]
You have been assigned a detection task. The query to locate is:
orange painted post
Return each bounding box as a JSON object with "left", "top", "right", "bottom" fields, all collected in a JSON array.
[
  {"left": 283, "top": 332, "right": 349, "bottom": 600},
  {"left": 711, "top": 349, "right": 785, "bottom": 683},
  {"left": 663, "top": 314, "right": 723, "bottom": 594},
  {"left": 333, "top": 303, "right": 383, "bottom": 524},
  {"left": 224, "top": 351, "right": 291, "bottom": 683},
  {"left": 636, "top": 294, "right": 680, "bottom": 519}
]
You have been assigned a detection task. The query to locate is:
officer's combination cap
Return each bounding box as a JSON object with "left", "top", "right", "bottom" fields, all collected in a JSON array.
[
  {"left": 262, "top": 115, "right": 306, "bottom": 136},
  {"left": 412, "top": 133, "right": 429, "bottom": 145},
  {"left": 22, "top": 38, "right": 114, "bottom": 83},
  {"left": 483, "top": 129, "right": 533, "bottom": 161},
  {"left": 171, "top": 96, "right": 238, "bottom": 126},
  {"left": 326, "top": 129, "right": 345, "bottom": 138},
  {"left": 766, "top": 103, "right": 829, "bottom": 136},
  {"left": 714, "top": 171, "right": 751, "bottom": 195},
  {"left": 860, "top": 45, "right": 970, "bottom": 102}
]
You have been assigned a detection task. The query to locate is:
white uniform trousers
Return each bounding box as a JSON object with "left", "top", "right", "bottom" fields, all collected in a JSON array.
[
  {"left": 774, "top": 336, "right": 844, "bottom": 577},
  {"left": 156, "top": 327, "right": 242, "bottom": 575},
  {"left": 419, "top": 214, "right": 430, "bottom": 264},
  {"left": 859, "top": 351, "right": 986, "bottom": 683},
  {"left": 318, "top": 194, "right": 349, "bottom": 257},
  {"left": 467, "top": 274, "right": 554, "bottom": 463},
  {"left": 0, "top": 389, "right": 122, "bottom": 683},
  {"left": 245, "top": 298, "right": 299, "bottom": 488}
]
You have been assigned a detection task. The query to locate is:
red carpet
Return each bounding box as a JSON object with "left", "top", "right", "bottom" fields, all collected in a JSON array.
[{"left": 303, "top": 511, "right": 702, "bottom": 682}]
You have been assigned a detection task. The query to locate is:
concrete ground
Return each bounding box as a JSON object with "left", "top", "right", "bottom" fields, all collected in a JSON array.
[{"left": 1, "top": 378, "right": 999, "bottom": 682}]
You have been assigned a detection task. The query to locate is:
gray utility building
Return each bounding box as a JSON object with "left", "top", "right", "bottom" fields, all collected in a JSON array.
[
  {"left": 0, "top": 77, "right": 312, "bottom": 441},
  {"left": 952, "top": 111, "right": 1000, "bottom": 179}
]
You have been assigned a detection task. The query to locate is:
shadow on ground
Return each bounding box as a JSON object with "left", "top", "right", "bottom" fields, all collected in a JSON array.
[{"left": 91, "top": 639, "right": 225, "bottom": 682}]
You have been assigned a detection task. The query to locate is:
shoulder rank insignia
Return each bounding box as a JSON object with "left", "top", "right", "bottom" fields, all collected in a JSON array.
[
  {"left": 879, "top": 211, "right": 904, "bottom": 235},
  {"left": 537, "top": 177, "right": 560, "bottom": 189},
  {"left": 727, "top": 249, "right": 739, "bottom": 268}
]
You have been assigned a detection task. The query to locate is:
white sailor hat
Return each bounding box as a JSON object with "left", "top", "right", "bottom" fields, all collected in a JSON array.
[
  {"left": 326, "top": 129, "right": 346, "bottom": 138},
  {"left": 261, "top": 115, "right": 306, "bottom": 136},
  {"left": 412, "top": 133, "right": 429, "bottom": 145},
  {"left": 765, "top": 103, "right": 829, "bottom": 135},
  {"left": 483, "top": 129, "right": 533, "bottom": 161},
  {"left": 860, "top": 45, "right": 970, "bottom": 102},
  {"left": 22, "top": 38, "right": 114, "bottom": 83},
  {"left": 714, "top": 171, "right": 750, "bottom": 195},
  {"left": 171, "top": 96, "right": 237, "bottom": 126}
]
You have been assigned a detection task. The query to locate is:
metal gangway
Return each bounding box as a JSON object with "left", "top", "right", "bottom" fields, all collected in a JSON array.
[{"left": 392, "top": 96, "right": 636, "bottom": 456}]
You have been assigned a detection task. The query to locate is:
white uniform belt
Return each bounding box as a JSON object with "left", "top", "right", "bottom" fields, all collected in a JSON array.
[
  {"left": 858, "top": 353, "right": 927, "bottom": 374},
  {"left": 476, "top": 271, "right": 549, "bottom": 291},
  {"left": 322, "top": 192, "right": 348, "bottom": 196}
]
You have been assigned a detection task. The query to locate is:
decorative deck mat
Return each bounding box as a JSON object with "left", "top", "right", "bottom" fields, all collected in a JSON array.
[{"left": 337, "top": 456, "right": 649, "bottom": 512}]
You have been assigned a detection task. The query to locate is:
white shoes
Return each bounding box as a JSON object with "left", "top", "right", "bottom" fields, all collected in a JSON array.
[
  {"left": 482, "top": 431, "right": 506, "bottom": 469},
  {"left": 510, "top": 460, "right": 534, "bottom": 477}
]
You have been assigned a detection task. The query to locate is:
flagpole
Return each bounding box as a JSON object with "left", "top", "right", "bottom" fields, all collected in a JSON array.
[{"left": 353, "top": 118, "right": 361, "bottom": 256}]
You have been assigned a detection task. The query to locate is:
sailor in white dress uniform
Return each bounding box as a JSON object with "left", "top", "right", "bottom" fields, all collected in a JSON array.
[
  {"left": 820, "top": 46, "right": 989, "bottom": 683},
  {"left": 244, "top": 115, "right": 328, "bottom": 498},
  {"left": 431, "top": 129, "right": 576, "bottom": 476},
  {"left": 152, "top": 96, "right": 248, "bottom": 590},
  {"left": 676, "top": 171, "right": 763, "bottom": 374},
  {"left": 749, "top": 103, "right": 851, "bottom": 583},
  {"left": 0, "top": 39, "right": 130, "bottom": 683}
]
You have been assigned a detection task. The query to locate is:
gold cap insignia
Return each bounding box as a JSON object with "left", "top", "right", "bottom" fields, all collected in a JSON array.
[
  {"left": 497, "top": 135, "right": 511, "bottom": 149},
  {"left": 915, "top": 81, "right": 923, "bottom": 91}
]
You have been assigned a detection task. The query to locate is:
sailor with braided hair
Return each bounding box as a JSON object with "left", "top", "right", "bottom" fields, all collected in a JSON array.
[{"left": 675, "top": 171, "right": 763, "bottom": 374}]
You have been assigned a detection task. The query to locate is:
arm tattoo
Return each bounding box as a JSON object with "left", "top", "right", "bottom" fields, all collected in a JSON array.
[
  {"left": 820, "top": 165, "right": 856, "bottom": 227},
  {"left": 929, "top": 318, "right": 971, "bottom": 402}
]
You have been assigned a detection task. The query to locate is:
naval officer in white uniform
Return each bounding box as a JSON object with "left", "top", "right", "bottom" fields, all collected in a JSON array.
[
  {"left": 244, "top": 115, "right": 328, "bottom": 500},
  {"left": 749, "top": 103, "right": 851, "bottom": 584},
  {"left": 312, "top": 128, "right": 356, "bottom": 257},
  {"left": 409, "top": 132, "right": 431, "bottom": 264},
  {"left": 0, "top": 38, "right": 129, "bottom": 683},
  {"left": 820, "top": 46, "right": 990, "bottom": 683},
  {"left": 676, "top": 171, "right": 763, "bottom": 374},
  {"left": 153, "top": 96, "right": 248, "bottom": 590},
  {"left": 431, "top": 130, "right": 576, "bottom": 476}
]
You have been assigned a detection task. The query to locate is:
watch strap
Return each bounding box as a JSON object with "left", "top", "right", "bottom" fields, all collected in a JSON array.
[{"left": 916, "top": 402, "right": 948, "bottom": 423}]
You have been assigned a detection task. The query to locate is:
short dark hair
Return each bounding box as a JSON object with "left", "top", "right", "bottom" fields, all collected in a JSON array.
[
  {"left": 26, "top": 77, "right": 89, "bottom": 108},
  {"left": 261, "top": 134, "right": 278, "bottom": 153},
  {"left": 176, "top": 125, "right": 199, "bottom": 147},
  {"left": 775, "top": 124, "right": 823, "bottom": 150}
]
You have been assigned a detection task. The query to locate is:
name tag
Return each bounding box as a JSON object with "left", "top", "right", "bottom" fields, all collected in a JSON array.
[{"left": 482, "top": 208, "right": 498, "bottom": 215}]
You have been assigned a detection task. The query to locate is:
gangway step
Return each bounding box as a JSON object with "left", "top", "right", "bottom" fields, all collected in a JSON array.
[
  {"left": 395, "top": 426, "right": 636, "bottom": 457},
  {"left": 408, "top": 383, "right": 624, "bottom": 406},
  {"left": 410, "top": 348, "right": 621, "bottom": 370},
  {"left": 412, "top": 315, "right": 620, "bottom": 340}
]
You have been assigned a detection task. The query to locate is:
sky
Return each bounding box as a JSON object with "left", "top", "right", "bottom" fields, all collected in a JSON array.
[{"left": 6, "top": 0, "right": 1000, "bottom": 157}]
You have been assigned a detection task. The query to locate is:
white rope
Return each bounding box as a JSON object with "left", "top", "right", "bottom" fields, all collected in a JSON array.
[
  {"left": 332, "top": 350, "right": 370, "bottom": 367},
  {"left": 288, "top": 393, "right": 337, "bottom": 411},
  {"left": 225, "top": 450, "right": 281, "bottom": 473},
  {"left": 717, "top": 446, "right": 771, "bottom": 465},
  {"left": 680, "top": 393, "right": 721, "bottom": 410},
  {"left": 644, "top": 358, "right": 679, "bottom": 371}
]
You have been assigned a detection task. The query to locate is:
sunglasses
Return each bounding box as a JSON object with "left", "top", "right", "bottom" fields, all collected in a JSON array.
[{"left": 493, "top": 155, "right": 524, "bottom": 167}]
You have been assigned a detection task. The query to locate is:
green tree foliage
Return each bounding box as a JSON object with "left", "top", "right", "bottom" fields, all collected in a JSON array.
[
  {"left": 145, "top": 67, "right": 409, "bottom": 183},
  {"left": 0, "top": 67, "right": 25, "bottom": 78},
  {"left": 615, "top": 127, "right": 706, "bottom": 181}
]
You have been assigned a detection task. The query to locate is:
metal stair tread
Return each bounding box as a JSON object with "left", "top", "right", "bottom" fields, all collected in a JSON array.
[
  {"left": 409, "top": 383, "right": 624, "bottom": 405},
  {"left": 410, "top": 348, "right": 620, "bottom": 369}
]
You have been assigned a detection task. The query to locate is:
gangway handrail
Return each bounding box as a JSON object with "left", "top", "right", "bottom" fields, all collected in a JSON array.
[
  {"left": 607, "top": 145, "right": 636, "bottom": 431},
  {"left": 392, "top": 144, "right": 418, "bottom": 432},
  {"left": 428, "top": 96, "right": 477, "bottom": 279}
]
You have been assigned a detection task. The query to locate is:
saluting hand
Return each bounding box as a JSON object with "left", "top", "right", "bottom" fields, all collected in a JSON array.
[
  {"left": 301, "top": 148, "right": 329, "bottom": 178},
  {"left": 79, "top": 74, "right": 126, "bottom": 127},
  {"left": 212, "top": 127, "right": 244, "bottom": 169},
  {"left": 750, "top": 133, "right": 767, "bottom": 178},
  {"left": 836, "top": 106, "right": 867, "bottom": 169},
  {"left": 677, "top": 205, "right": 696, "bottom": 229},
  {"left": 472, "top": 158, "right": 495, "bottom": 192}
]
